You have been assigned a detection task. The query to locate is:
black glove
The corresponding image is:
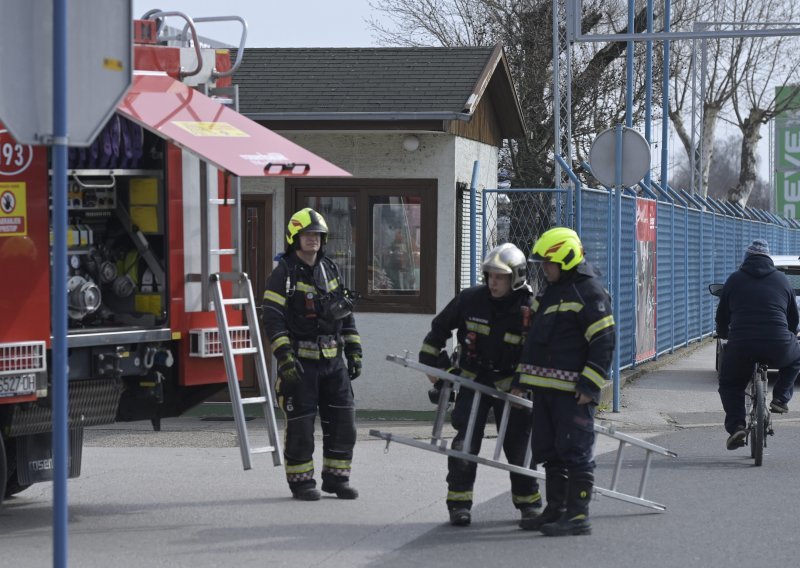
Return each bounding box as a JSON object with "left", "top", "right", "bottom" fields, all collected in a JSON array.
[
  {"left": 347, "top": 354, "right": 362, "bottom": 380},
  {"left": 427, "top": 368, "right": 458, "bottom": 404},
  {"left": 277, "top": 352, "right": 302, "bottom": 395}
]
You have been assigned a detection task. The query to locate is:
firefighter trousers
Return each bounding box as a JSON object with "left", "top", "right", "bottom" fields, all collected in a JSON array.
[
  {"left": 530, "top": 388, "right": 596, "bottom": 476},
  {"left": 278, "top": 356, "right": 356, "bottom": 492},
  {"left": 446, "top": 386, "right": 539, "bottom": 510}
]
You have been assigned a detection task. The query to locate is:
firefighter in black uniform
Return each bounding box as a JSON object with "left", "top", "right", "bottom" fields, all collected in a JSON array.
[
  {"left": 418, "top": 243, "right": 542, "bottom": 526},
  {"left": 263, "top": 208, "right": 362, "bottom": 501},
  {"left": 512, "top": 227, "right": 614, "bottom": 536}
]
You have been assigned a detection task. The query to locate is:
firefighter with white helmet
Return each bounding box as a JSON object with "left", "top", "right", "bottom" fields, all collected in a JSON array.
[
  {"left": 263, "top": 208, "right": 362, "bottom": 501},
  {"left": 418, "top": 243, "right": 541, "bottom": 526},
  {"left": 512, "top": 227, "right": 615, "bottom": 536}
]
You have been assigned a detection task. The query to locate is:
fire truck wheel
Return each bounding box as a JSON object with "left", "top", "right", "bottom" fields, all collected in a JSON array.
[
  {"left": 1, "top": 439, "right": 31, "bottom": 499},
  {"left": 0, "top": 435, "right": 7, "bottom": 507},
  {"left": 4, "top": 471, "right": 31, "bottom": 499}
]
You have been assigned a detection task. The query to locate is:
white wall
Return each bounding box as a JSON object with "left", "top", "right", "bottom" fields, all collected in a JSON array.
[
  {"left": 243, "top": 131, "right": 499, "bottom": 411},
  {"left": 454, "top": 136, "right": 501, "bottom": 290}
]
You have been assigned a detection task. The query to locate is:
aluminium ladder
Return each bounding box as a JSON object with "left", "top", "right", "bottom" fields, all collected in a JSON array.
[
  {"left": 211, "top": 272, "right": 283, "bottom": 470},
  {"left": 371, "top": 353, "right": 677, "bottom": 511}
]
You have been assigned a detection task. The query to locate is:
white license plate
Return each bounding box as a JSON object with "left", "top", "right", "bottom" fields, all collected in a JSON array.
[{"left": 0, "top": 373, "right": 36, "bottom": 397}]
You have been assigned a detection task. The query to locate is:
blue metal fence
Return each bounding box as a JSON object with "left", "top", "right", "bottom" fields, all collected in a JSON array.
[
  {"left": 597, "top": 189, "right": 800, "bottom": 367},
  {"left": 620, "top": 196, "right": 636, "bottom": 366},
  {"left": 655, "top": 200, "right": 674, "bottom": 354},
  {"left": 477, "top": 185, "right": 800, "bottom": 375}
]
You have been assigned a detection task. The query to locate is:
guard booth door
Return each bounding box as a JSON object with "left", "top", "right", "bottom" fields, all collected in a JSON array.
[
  {"left": 240, "top": 194, "right": 273, "bottom": 396},
  {"left": 205, "top": 193, "right": 273, "bottom": 402}
]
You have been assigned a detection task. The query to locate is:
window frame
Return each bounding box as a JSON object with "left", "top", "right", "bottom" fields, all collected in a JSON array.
[{"left": 287, "top": 178, "right": 437, "bottom": 314}]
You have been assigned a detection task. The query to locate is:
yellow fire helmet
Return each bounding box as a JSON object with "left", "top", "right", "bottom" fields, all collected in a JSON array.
[
  {"left": 286, "top": 207, "right": 328, "bottom": 246},
  {"left": 529, "top": 227, "right": 584, "bottom": 271}
]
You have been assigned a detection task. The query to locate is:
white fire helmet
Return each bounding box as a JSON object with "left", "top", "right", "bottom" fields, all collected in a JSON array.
[{"left": 481, "top": 243, "right": 527, "bottom": 290}]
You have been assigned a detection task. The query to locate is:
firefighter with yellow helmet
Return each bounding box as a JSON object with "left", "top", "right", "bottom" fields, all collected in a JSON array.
[
  {"left": 511, "top": 227, "right": 615, "bottom": 536},
  {"left": 418, "top": 243, "right": 542, "bottom": 526},
  {"left": 263, "top": 208, "right": 362, "bottom": 501}
]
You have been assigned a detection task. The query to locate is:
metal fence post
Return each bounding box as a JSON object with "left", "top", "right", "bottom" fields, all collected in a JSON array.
[
  {"left": 470, "top": 160, "right": 479, "bottom": 286},
  {"left": 613, "top": 125, "right": 623, "bottom": 411},
  {"left": 555, "top": 155, "right": 582, "bottom": 235}
]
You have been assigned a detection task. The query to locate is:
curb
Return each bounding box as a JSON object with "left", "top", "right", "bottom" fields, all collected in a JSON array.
[{"left": 186, "top": 401, "right": 442, "bottom": 423}]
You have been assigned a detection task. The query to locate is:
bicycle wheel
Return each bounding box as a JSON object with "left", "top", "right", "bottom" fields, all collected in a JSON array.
[
  {"left": 752, "top": 376, "right": 766, "bottom": 466},
  {"left": 747, "top": 379, "right": 756, "bottom": 459}
]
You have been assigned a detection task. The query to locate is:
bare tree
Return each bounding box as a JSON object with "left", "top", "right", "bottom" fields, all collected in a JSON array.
[
  {"left": 368, "top": 0, "right": 495, "bottom": 46},
  {"left": 370, "top": 0, "right": 799, "bottom": 210},
  {"left": 668, "top": 2, "right": 757, "bottom": 197},
  {"left": 368, "top": 0, "right": 667, "bottom": 188},
  {"left": 673, "top": 135, "right": 735, "bottom": 192},
  {"left": 667, "top": 0, "right": 800, "bottom": 204},
  {"left": 726, "top": 2, "right": 800, "bottom": 205}
]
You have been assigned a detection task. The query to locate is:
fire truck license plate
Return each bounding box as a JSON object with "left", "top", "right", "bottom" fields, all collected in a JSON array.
[{"left": 0, "top": 373, "right": 36, "bottom": 397}]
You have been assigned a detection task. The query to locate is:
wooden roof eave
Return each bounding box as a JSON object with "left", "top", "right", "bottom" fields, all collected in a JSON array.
[{"left": 462, "top": 43, "right": 527, "bottom": 140}]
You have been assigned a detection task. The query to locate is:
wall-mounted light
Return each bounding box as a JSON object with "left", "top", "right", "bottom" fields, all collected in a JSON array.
[{"left": 402, "top": 134, "right": 420, "bottom": 152}]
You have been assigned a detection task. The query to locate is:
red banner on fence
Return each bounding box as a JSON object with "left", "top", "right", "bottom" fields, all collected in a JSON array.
[{"left": 636, "top": 200, "right": 657, "bottom": 361}]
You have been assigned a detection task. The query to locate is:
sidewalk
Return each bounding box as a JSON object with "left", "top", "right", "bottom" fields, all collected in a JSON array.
[
  {"left": 598, "top": 337, "right": 800, "bottom": 436},
  {"left": 598, "top": 337, "right": 723, "bottom": 432}
]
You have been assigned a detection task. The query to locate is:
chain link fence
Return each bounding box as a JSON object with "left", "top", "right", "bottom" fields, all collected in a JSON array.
[{"left": 479, "top": 188, "right": 571, "bottom": 293}]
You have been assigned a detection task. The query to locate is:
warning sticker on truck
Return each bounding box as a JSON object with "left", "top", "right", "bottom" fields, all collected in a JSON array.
[
  {"left": 0, "top": 182, "right": 26, "bottom": 236},
  {"left": 172, "top": 121, "right": 249, "bottom": 138}
]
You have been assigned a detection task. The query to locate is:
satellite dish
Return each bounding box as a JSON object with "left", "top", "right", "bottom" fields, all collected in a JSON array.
[{"left": 588, "top": 126, "right": 651, "bottom": 187}]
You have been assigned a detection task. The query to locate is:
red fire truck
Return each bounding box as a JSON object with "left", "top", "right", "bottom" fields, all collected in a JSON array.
[{"left": 0, "top": 12, "right": 347, "bottom": 504}]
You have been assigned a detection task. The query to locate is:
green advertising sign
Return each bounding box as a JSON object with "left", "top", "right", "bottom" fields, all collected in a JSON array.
[{"left": 775, "top": 86, "right": 800, "bottom": 218}]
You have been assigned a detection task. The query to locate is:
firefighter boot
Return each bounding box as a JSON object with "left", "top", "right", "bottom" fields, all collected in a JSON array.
[
  {"left": 448, "top": 507, "right": 472, "bottom": 526},
  {"left": 517, "top": 492, "right": 543, "bottom": 522},
  {"left": 519, "top": 504, "right": 540, "bottom": 523},
  {"left": 519, "top": 468, "right": 567, "bottom": 530},
  {"left": 540, "top": 471, "right": 593, "bottom": 536},
  {"left": 321, "top": 479, "right": 359, "bottom": 500},
  {"left": 292, "top": 486, "right": 321, "bottom": 501}
]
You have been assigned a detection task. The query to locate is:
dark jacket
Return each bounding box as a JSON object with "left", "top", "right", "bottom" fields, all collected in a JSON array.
[
  {"left": 263, "top": 251, "right": 361, "bottom": 360},
  {"left": 419, "top": 285, "right": 533, "bottom": 391},
  {"left": 513, "top": 262, "right": 615, "bottom": 403},
  {"left": 716, "top": 254, "right": 798, "bottom": 343}
]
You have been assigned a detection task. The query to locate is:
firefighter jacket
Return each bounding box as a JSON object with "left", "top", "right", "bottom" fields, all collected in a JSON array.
[
  {"left": 419, "top": 285, "right": 533, "bottom": 392},
  {"left": 263, "top": 251, "right": 361, "bottom": 361},
  {"left": 513, "top": 261, "right": 615, "bottom": 403}
]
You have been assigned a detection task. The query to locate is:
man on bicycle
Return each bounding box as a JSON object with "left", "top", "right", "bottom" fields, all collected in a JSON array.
[{"left": 716, "top": 239, "right": 800, "bottom": 450}]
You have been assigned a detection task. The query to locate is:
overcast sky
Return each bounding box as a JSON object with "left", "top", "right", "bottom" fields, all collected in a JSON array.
[{"left": 132, "top": 0, "right": 386, "bottom": 47}]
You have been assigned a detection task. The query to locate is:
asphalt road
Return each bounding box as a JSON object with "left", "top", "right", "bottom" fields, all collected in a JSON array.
[{"left": 3, "top": 340, "right": 800, "bottom": 568}]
